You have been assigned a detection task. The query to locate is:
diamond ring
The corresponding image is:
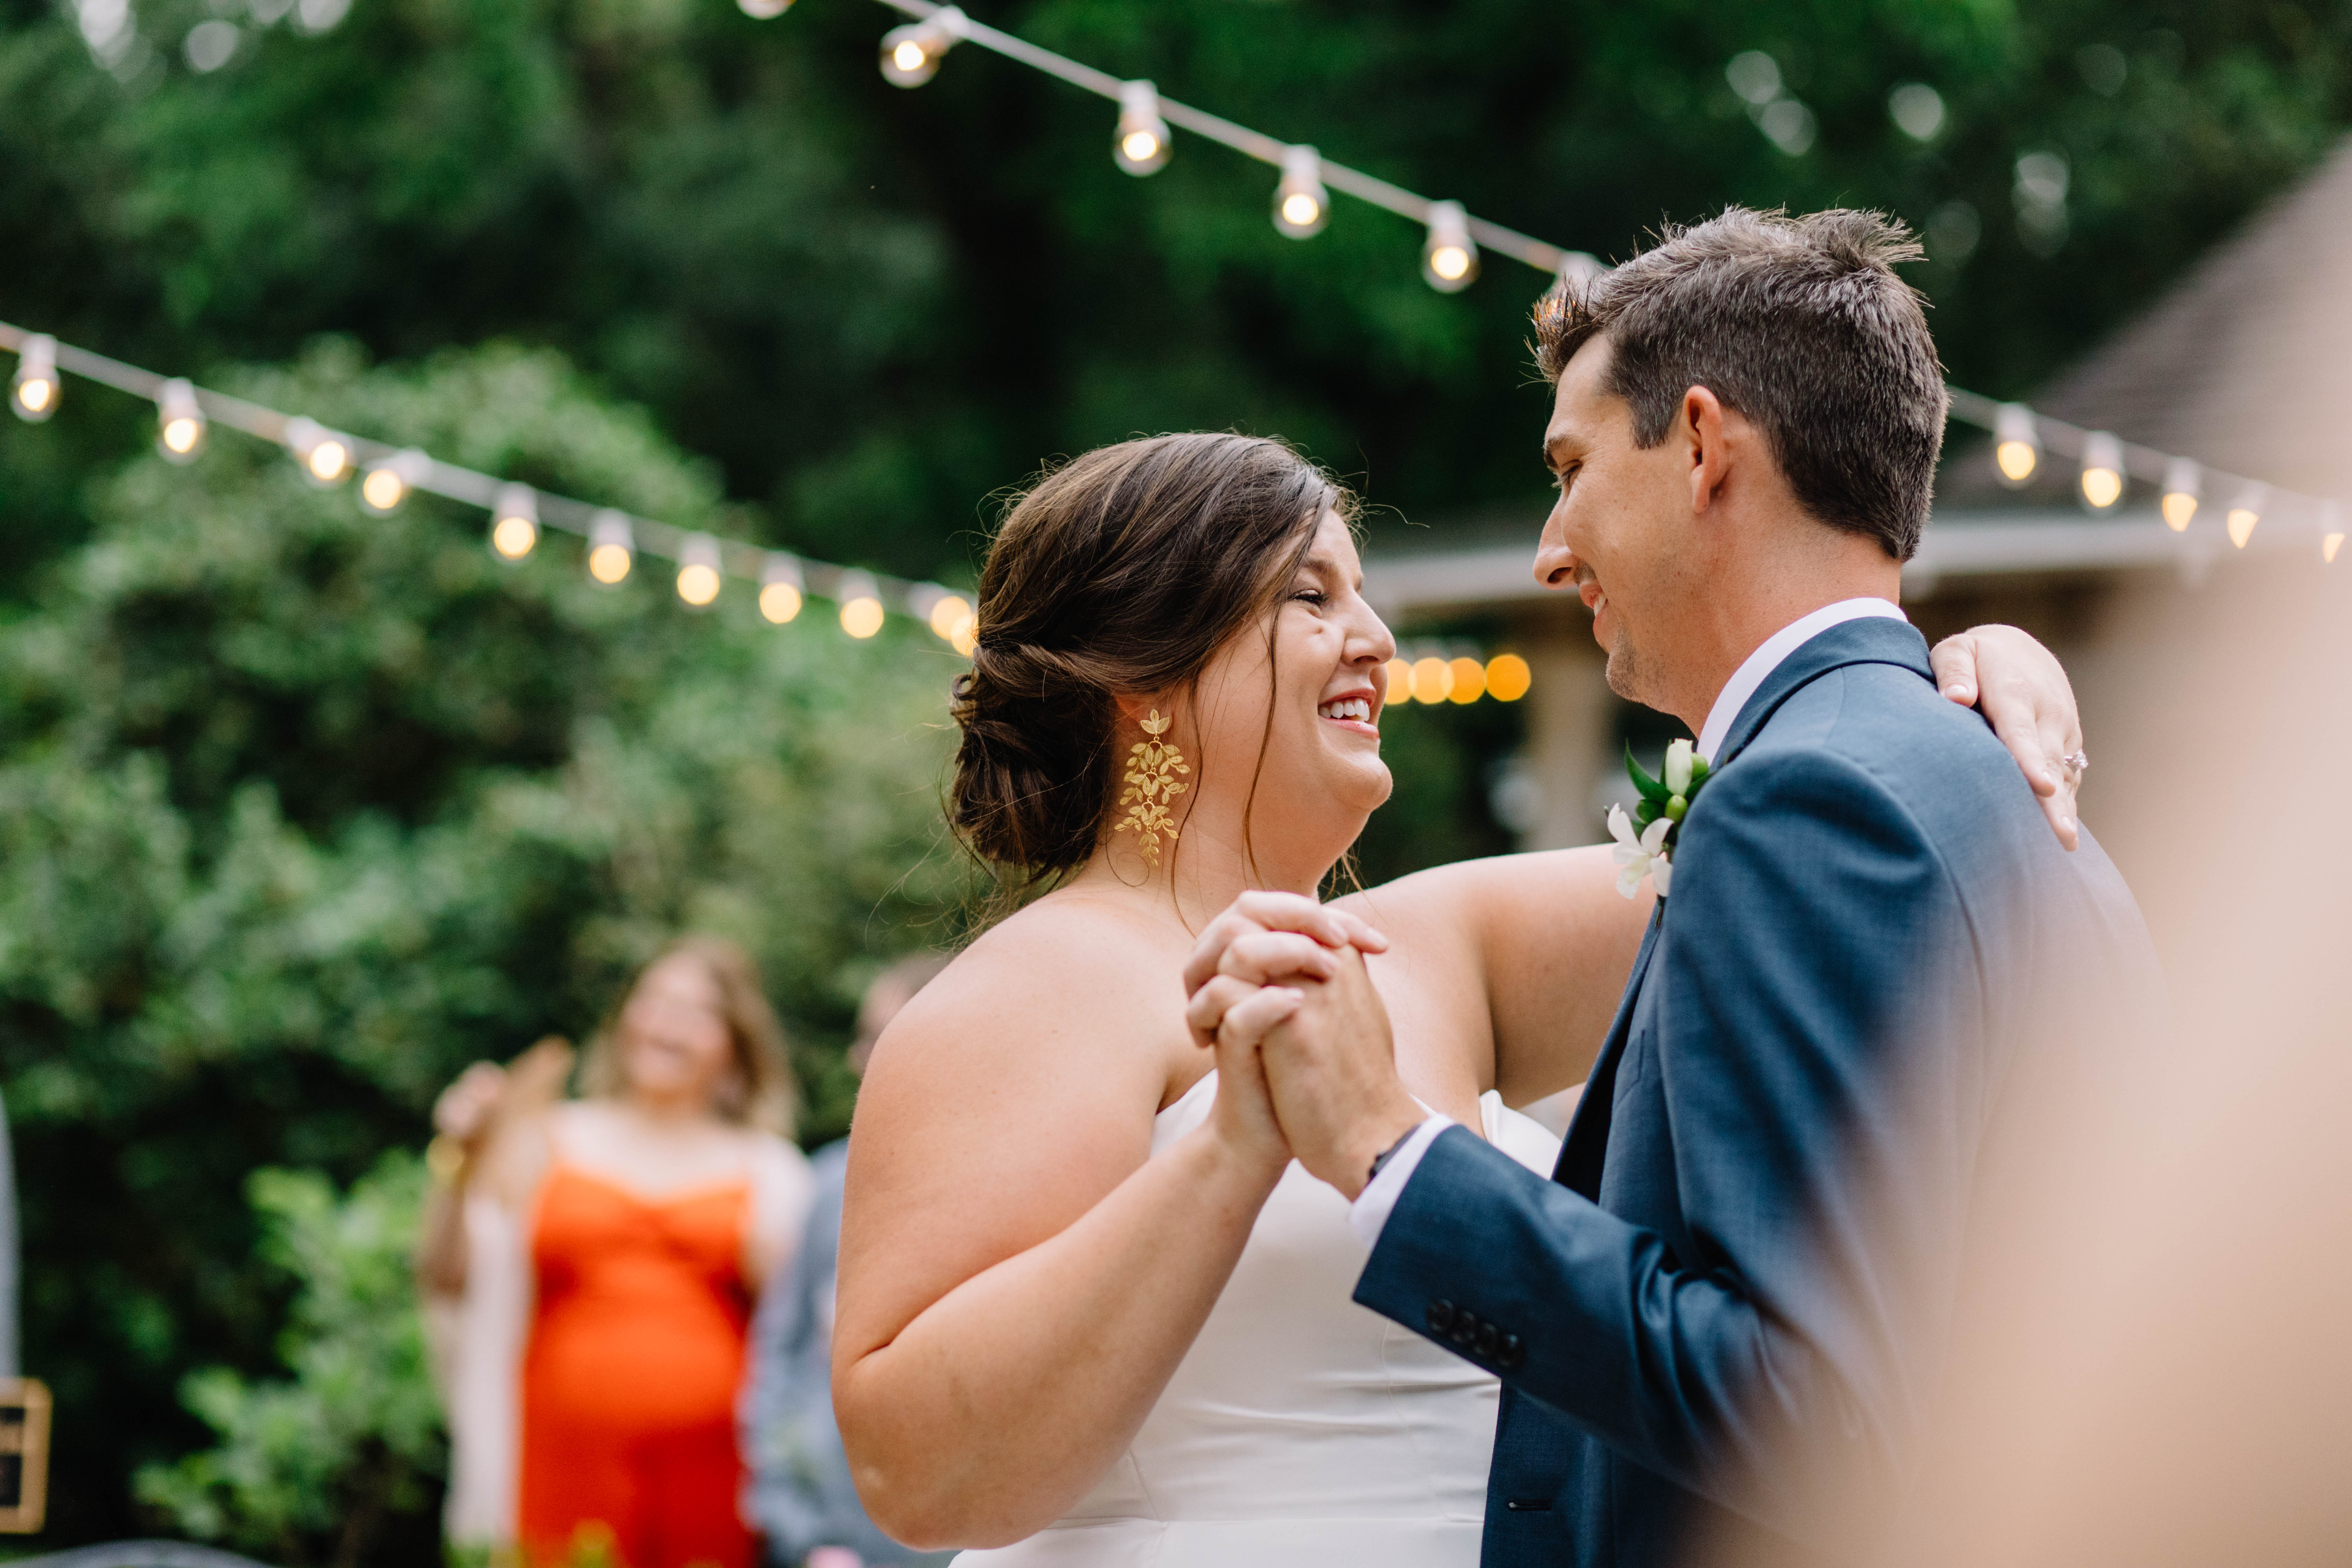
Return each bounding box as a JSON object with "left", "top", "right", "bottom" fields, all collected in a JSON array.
[{"left": 2059, "top": 749, "right": 2090, "bottom": 777}]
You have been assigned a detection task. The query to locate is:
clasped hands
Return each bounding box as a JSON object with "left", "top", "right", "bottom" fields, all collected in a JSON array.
[{"left": 1182, "top": 893, "right": 1427, "bottom": 1200}]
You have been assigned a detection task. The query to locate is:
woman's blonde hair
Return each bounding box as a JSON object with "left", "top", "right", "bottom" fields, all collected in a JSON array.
[{"left": 580, "top": 936, "right": 798, "bottom": 1136}]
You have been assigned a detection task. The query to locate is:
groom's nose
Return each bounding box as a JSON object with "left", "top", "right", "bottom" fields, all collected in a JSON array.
[{"left": 1533, "top": 500, "right": 1580, "bottom": 592}]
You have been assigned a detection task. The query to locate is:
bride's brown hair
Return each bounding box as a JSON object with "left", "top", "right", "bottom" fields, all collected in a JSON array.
[{"left": 950, "top": 432, "right": 1349, "bottom": 902}]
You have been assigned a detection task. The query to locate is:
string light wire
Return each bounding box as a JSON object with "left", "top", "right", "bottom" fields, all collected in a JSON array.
[
  {"left": 0, "top": 317, "right": 978, "bottom": 634},
  {"left": 850, "top": 0, "right": 2346, "bottom": 559}
]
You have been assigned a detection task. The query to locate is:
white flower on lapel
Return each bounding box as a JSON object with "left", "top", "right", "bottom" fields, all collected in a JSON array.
[{"left": 1607, "top": 803, "right": 1675, "bottom": 899}]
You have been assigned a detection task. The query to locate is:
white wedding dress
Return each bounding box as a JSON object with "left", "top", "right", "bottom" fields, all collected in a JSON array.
[{"left": 952, "top": 1070, "right": 1562, "bottom": 1568}]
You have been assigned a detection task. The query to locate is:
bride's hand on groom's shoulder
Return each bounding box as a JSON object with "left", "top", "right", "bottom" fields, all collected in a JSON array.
[{"left": 1931, "top": 623, "right": 2086, "bottom": 850}]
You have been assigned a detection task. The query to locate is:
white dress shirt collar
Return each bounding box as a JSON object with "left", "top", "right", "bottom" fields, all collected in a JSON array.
[{"left": 1693, "top": 597, "right": 1907, "bottom": 764}]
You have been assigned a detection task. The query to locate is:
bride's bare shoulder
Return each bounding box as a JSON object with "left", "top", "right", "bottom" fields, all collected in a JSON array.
[{"left": 860, "top": 892, "right": 1186, "bottom": 1113}]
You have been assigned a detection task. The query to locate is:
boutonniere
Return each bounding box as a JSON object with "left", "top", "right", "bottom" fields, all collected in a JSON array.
[{"left": 1607, "top": 738, "right": 1711, "bottom": 898}]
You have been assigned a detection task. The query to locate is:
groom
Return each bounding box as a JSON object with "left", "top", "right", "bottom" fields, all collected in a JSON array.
[{"left": 1185, "top": 209, "right": 2155, "bottom": 1567}]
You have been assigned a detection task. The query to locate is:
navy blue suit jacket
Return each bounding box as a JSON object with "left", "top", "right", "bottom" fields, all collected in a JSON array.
[{"left": 1356, "top": 617, "right": 2156, "bottom": 1568}]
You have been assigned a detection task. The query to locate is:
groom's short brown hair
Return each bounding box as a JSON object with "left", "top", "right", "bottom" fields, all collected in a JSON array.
[{"left": 1534, "top": 207, "right": 1947, "bottom": 561}]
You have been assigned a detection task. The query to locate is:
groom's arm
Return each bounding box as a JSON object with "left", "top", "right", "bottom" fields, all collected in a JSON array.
[{"left": 1354, "top": 742, "right": 1987, "bottom": 1535}]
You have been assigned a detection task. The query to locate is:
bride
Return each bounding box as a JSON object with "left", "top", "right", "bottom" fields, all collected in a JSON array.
[{"left": 832, "top": 432, "right": 2081, "bottom": 1566}]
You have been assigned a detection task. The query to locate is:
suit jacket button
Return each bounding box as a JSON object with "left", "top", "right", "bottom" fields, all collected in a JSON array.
[
  {"left": 1427, "top": 1300, "right": 1457, "bottom": 1334},
  {"left": 1475, "top": 1322, "right": 1500, "bottom": 1357},
  {"left": 1451, "top": 1314, "right": 1479, "bottom": 1348},
  {"left": 1499, "top": 1334, "right": 1525, "bottom": 1370}
]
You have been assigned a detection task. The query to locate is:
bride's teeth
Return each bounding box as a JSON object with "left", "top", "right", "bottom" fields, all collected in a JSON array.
[{"left": 1320, "top": 697, "right": 1373, "bottom": 722}]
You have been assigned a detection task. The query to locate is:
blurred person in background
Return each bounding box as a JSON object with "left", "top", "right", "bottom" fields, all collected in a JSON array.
[
  {"left": 743, "top": 952, "right": 957, "bottom": 1568},
  {"left": 417, "top": 937, "right": 816, "bottom": 1568}
]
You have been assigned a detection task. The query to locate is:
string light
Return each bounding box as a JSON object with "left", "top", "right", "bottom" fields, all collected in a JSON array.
[
  {"left": 360, "top": 449, "right": 427, "bottom": 514},
  {"left": 155, "top": 377, "right": 206, "bottom": 463},
  {"left": 282, "top": 416, "right": 351, "bottom": 486},
  {"left": 951, "top": 617, "right": 978, "bottom": 656},
  {"left": 9, "top": 334, "right": 58, "bottom": 422},
  {"left": 760, "top": 553, "right": 805, "bottom": 623},
  {"left": 587, "top": 510, "right": 634, "bottom": 583},
  {"left": 491, "top": 483, "right": 539, "bottom": 561},
  {"left": 1446, "top": 656, "right": 1485, "bottom": 703},
  {"left": 676, "top": 534, "right": 724, "bottom": 606},
  {"left": 1, "top": 317, "right": 966, "bottom": 645},
  {"left": 838, "top": 570, "right": 886, "bottom": 638},
  {"left": 1421, "top": 201, "right": 1478, "bottom": 293},
  {"left": 880, "top": 7, "right": 961, "bottom": 87},
  {"left": 2162, "top": 457, "right": 2201, "bottom": 532},
  {"left": 1409, "top": 655, "right": 1454, "bottom": 703},
  {"left": 1273, "top": 146, "right": 1328, "bottom": 239},
  {"left": 2078, "top": 430, "right": 2123, "bottom": 512},
  {"left": 912, "top": 583, "right": 975, "bottom": 642},
  {"left": 1993, "top": 404, "right": 2039, "bottom": 486},
  {"left": 2322, "top": 502, "right": 2343, "bottom": 565},
  {"left": 1113, "top": 81, "right": 1171, "bottom": 176},
  {"left": 1484, "top": 653, "right": 1532, "bottom": 701},
  {"left": 2226, "top": 484, "right": 2266, "bottom": 550},
  {"left": 1383, "top": 658, "right": 1413, "bottom": 707}
]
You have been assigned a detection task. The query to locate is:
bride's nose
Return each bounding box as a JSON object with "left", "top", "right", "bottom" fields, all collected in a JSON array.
[{"left": 1346, "top": 606, "right": 1397, "bottom": 668}]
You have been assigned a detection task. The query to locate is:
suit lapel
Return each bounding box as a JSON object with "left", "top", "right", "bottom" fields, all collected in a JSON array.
[
  {"left": 1547, "top": 617, "right": 1935, "bottom": 1198},
  {"left": 1551, "top": 900, "right": 1662, "bottom": 1197}
]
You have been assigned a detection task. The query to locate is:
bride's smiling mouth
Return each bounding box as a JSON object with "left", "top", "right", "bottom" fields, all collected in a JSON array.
[{"left": 1317, "top": 689, "right": 1380, "bottom": 735}]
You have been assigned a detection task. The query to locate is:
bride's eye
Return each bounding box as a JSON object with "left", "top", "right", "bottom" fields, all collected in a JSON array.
[{"left": 1292, "top": 588, "right": 1328, "bottom": 608}]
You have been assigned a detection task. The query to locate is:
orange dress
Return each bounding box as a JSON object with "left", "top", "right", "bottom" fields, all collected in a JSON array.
[{"left": 520, "top": 1166, "right": 757, "bottom": 1568}]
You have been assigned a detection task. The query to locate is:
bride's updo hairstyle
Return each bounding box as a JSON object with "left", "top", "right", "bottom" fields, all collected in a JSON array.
[{"left": 950, "top": 432, "right": 1349, "bottom": 898}]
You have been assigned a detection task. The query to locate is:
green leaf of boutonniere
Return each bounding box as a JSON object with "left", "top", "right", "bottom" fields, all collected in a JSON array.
[{"left": 1625, "top": 742, "right": 1673, "bottom": 805}]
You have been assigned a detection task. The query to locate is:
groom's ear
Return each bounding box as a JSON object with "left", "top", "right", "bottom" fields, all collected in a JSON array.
[{"left": 1682, "top": 384, "right": 1735, "bottom": 518}]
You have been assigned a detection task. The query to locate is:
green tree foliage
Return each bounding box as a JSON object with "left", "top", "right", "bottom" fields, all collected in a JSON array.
[
  {"left": 133, "top": 1155, "right": 442, "bottom": 1568},
  {"left": 3, "top": 0, "right": 2348, "bottom": 590},
  {"left": 0, "top": 340, "right": 967, "bottom": 1541}
]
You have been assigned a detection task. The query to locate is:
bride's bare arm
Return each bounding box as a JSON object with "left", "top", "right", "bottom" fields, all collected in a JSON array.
[{"left": 831, "top": 906, "right": 1292, "bottom": 1551}]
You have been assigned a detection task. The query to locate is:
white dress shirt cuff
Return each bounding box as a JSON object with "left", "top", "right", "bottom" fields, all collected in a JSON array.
[{"left": 1347, "top": 1115, "right": 1453, "bottom": 1248}]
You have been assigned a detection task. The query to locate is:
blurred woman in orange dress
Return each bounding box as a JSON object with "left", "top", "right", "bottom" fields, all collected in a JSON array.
[{"left": 418, "top": 938, "right": 815, "bottom": 1568}]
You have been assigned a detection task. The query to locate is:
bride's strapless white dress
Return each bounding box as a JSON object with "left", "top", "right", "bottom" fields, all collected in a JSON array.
[{"left": 952, "top": 1070, "right": 1561, "bottom": 1568}]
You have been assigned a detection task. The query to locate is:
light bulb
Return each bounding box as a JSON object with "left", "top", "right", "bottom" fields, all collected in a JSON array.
[
  {"left": 1384, "top": 658, "right": 1413, "bottom": 706},
  {"left": 952, "top": 618, "right": 978, "bottom": 656},
  {"left": 2324, "top": 502, "right": 2344, "bottom": 565},
  {"left": 2225, "top": 484, "right": 2265, "bottom": 550},
  {"left": 10, "top": 335, "right": 59, "bottom": 423},
  {"left": 879, "top": 9, "right": 961, "bottom": 87},
  {"left": 837, "top": 570, "right": 884, "bottom": 638},
  {"left": 1484, "top": 653, "right": 1532, "bottom": 702},
  {"left": 676, "top": 534, "right": 723, "bottom": 607},
  {"left": 1112, "top": 80, "right": 1171, "bottom": 176},
  {"left": 587, "top": 510, "right": 634, "bottom": 584},
  {"left": 1420, "top": 201, "right": 1479, "bottom": 293},
  {"left": 1992, "top": 403, "right": 2038, "bottom": 486},
  {"left": 490, "top": 483, "right": 539, "bottom": 561},
  {"left": 1447, "top": 657, "right": 1486, "bottom": 704},
  {"left": 736, "top": 0, "right": 789, "bottom": 16},
  {"left": 284, "top": 416, "right": 352, "bottom": 486},
  {"left": 1272, "top": 145, "right": 1328, "bottom": 239},
  {"left": 926, "top": 591, "right": 974, "bottom": 641},
  {"left": 2078, "top": 432, "right": 2123, "bottom": 512},
  {"left": 360, "top": 449, "right": 427, "bottom": 515},
  {"left": 760, "top": 553, "right": 804, "bottom": 624},
  {"left": 155, "top": 377, "right": 206, "bottom": 463},
  {"left": 2161, "top": 457, "right": 2200, "bottom": 531},
  {"left": 1410, "top": 655, "right": 1454, "bottom": 704}
]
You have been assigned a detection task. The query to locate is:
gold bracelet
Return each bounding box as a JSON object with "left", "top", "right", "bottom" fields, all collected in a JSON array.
[{"left": 425, "top": 1134, "right": 473, "bottom": 1187}]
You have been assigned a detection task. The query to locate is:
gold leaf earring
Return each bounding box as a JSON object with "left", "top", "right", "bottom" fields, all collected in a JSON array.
[{"left": 1114, "top": 709, "right": 1189, "bottom": 867}]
